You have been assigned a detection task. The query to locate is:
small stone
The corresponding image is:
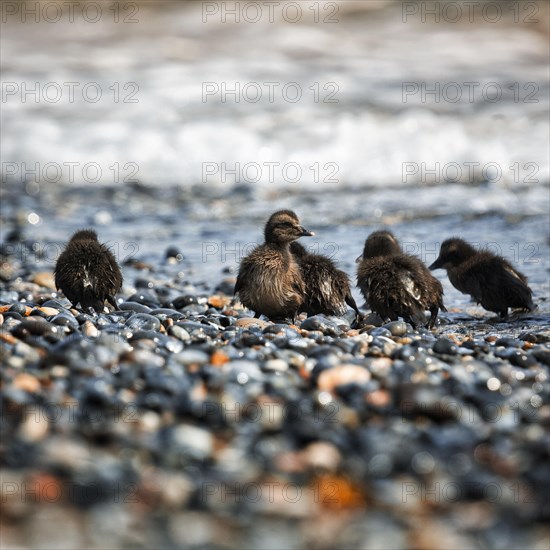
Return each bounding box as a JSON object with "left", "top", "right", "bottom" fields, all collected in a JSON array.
[
  {"left": 433, "top": 337, "right": 458, "bottom": 355},
  {"left": 165, "top": 246, "right": 184, "bottom": 262},
  {"left": 9, "top": 303, "right": 32, "bottom": 316},
  {"left": 168, "top": 325, "right": 191, "bottom": 342},
  {"left": 383, "top": 321, "right": 408, "bottom": 336},
  {"left": 264, "top": 359, "right": 289, "bottom": 372},
  {"left": 301, "top": 315, "right": 341, "bottom": 335},
  {"left": 318, "top": 364, "right": 371, "bottom": 391},
  {"left": 13, "top": 373, "right": 41, "bottom": 393},
  {"left": 37, "top": 307, "right": 59, "bottom": 317},
  {"left": 172, "top": 425, "right": 213, "bottom": 460},
  {"left": 303, "top": 441, "right": 341, "bottom": 472},
  {"left": 118, "top": 301, "right": 152, "bottom": 313},
  {"left": 31, "top": 272, "right": 56, "bottom": 289},
  {"left": 83, "top": 320, "right": 99, "bottom": 339},
  {"left": 126, "top": 313, "right": 161, "bottom": 332},
  {"left": 208, "top": 295, "right": 231, "bottom": 309},
  {"left": 210, "top": 350, "right": 230, "bottom": 366},
  {"left": 235, "top": 317, "right": 270, "bottom": 330}
]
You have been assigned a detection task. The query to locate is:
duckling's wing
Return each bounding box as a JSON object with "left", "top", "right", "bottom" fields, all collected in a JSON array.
[
  {"left": 493, "top": 260, "right": 534, "bottom": 308},
  {"left": 399, "top": 272, "right": 422, "bottom": 303}
]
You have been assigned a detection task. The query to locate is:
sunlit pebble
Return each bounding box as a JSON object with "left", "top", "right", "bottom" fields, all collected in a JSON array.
[
  {"left": 167, "top": 254, "right": 184, "bottom": 264},
  {"left": 535, "top": 372, "right": 547, "bottom": 382},
  {"left": 514, "top": 371, "right": 526, "bottom": 380},
  {"left": 530, "top": 395, "right": 543, "bottom": 408},
  {"left": 487, "top": 377, "right": 501, "bottom": 391},
  {"left": 111, "top": 365, "right": 120, "bottom": 374},
  {"left": 499, "top": 383, "right": 513, "bottom": 396},
  {"left": 412, "top": 451, "right": 435, "bottom": 474},
  {"left": 27, "top": 212, "right": 40, "bottom": 225},
  {"left": 532, "top": 382, "right": 544, "bottom": 393},
  {"left": 318, "top": 391, "right": 332, "bottom": 405},
  {"left": 237, "top": 372, "right": 249, "bottom": 384}
]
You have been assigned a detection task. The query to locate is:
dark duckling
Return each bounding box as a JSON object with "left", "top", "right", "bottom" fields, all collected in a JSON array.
[
  {"left": 357, "top": 230, "right": 446, "bottom": 329},
  {"left": 234, "top": 210, "right": 314, "bottom": 322},
  {"left": 290, "top": 242, "right": 360, "bottom": 317},
  {"left": 429, "top": 237, "right": 535, "bottom": 318},
  {"left": 54, "top": 229, "right": 122, "bottom": 313}
]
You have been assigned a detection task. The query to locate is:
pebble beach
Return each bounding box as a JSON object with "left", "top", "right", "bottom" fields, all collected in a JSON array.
[{"left": 2, "top": 1, "right": 550, "bottom": 548}]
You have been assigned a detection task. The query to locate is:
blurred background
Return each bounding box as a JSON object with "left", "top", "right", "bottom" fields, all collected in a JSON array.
[
  {"left": 1, "top": 1, "right": 549, "bottom": 548},
  {"left": 1, "top": 0, "right": 549, "bottom": 309}
]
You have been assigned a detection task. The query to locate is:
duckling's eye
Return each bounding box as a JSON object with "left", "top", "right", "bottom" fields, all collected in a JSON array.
[{"left": 278, "top": 222, "right": 293, "bottom": 228}]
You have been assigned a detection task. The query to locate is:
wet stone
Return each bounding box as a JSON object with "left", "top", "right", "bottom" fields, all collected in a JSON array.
[
  {"left": 51, "top": 313, "right": 79, "bottom": 331},
  {"left": 367, "top": 327, "right": 392, "bottom": 338},
  {"left": 235, "top": 317, "right": 270, "bottom": 330},
  {"left": 173, "top": 350, "right": 210, "bottom": 366},
  {"left": 9, "top": 303, "right": 29, "bottom": 316},
  {"left": 497, "top": 349, "right": 537, "bottom": 368},
  {"left": 125, "top": 313, "right": 161, "bottom": 332},
  {"left": 300, "top": 315, "right": 342, "bottom": 336},
  {"left": 126, "top": 292, "right": 159, "bottom": 308},
  {"left": 173, "top": 295, "right": 207, "bottom": 309},
  {"left": 118, "top": 301, "right": 152, "bottom": 314},
  {"left": 433, "top": 337, "right": 458, "bottom": 355},
  {"left": 495, "top": 337, "right": 522, "bottom": 348},
  {"left": 168, "top": 325, "right": 191, "bottom": 342},
  {"left": 530, "top": 349, "right": 550, "bottom": 366},
  {"left": 383, "top": 321, "right": 408, "bottom": 337},
  {"left": 150, "top": 308, "right": 184, "bottom": 321}
]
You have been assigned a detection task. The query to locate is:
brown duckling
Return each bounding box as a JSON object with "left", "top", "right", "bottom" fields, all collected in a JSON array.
[
  {"left": 429, "top": 237, "right": 535, "bottom": 318},
  {"left": 54, "top": 229, "right": 122, "bottom": 314},
  {"left": 357, "top": 230, "right": 446, "bottom": 329},
  {"left": 290, "top": 242, "right": 360, "bottom": 318},
  {"left": 234, "top": 210, "right": 314, "bottom": 322}
]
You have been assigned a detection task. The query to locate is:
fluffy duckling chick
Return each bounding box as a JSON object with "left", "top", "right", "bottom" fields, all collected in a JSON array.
[
  {"left": 357, "top": 230, "right": 446, "bottom": 328},
  {"left": 429, "top": 237, "right": 535, "bottom": 318},
  {"left": 54, "top": 229, "right": 122, "bottom": 313},
  {"left": 234, "top": 210, "right": 314, "bottom": 322},
  {"left": 290, "top": 242, "right": 360, "bottom": 317}
]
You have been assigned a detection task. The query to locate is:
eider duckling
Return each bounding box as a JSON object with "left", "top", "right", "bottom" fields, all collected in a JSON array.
[
  {"left": 429, "top": 237, "right": 535, "bottom": 318},
  {"left": 290, "top": 242, "right": 360, "bottom": 318},
  {"left": 234, "top": 210, "right": 314, "bottom": 322},
  {"left": 54, "top": 229, "right": 122, "bottom": 313},
  {"left": 357, "top": 230, "right": 446, "bottom": 329}
]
